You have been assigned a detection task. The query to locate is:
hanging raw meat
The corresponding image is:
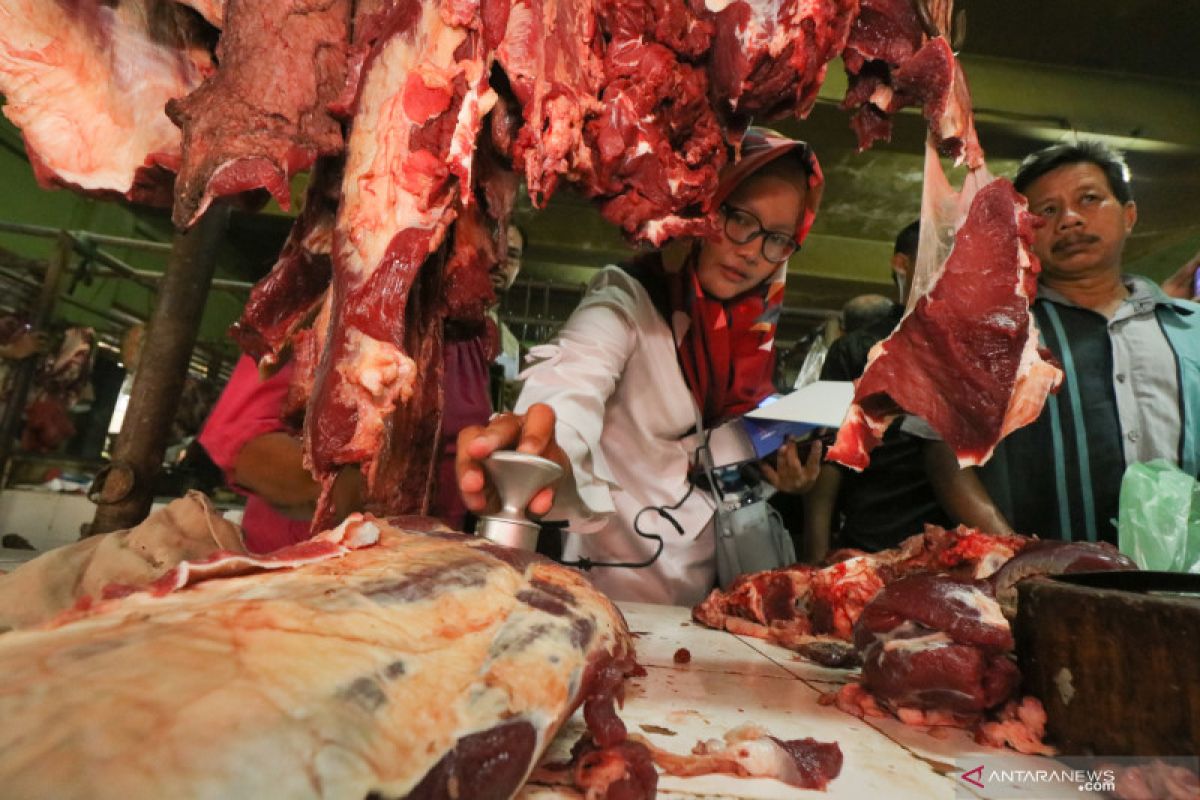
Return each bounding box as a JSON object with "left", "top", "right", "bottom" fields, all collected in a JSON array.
[
  {"left": 0, "top": 516, "right": 640, "bottom": 799},
  {"left": 304, "top": 0, "right": 497, "bottom": 522},
  {"left": 165, "top": 0, "right": 351, "bottom": 227},
  {"left": 228, "top": 157, "right": 342, "bottom": 368},
  {"left": 827, "top": 157, "right": 1063, "bottom": 471},
  {"left": 707, "top": 0, "right": 856, "bottom": 120},
  {"left": 0, "top": 0, "right": 213, "bottom": 205}
]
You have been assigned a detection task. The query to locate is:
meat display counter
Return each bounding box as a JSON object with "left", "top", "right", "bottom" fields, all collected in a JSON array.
[{"left": 521, "top": 602, "right": 1103, "bottom": 800}]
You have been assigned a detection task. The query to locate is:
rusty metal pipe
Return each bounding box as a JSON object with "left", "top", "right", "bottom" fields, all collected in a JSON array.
[
  {"left": 0, "top": 233, "right": 71, "bottom": 487},
  {"left": 89, "top": 206, "right": 230, "bottom": 535}
]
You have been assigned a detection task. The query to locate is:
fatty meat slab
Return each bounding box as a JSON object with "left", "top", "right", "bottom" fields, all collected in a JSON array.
[{"left": 0, "top": 516, "right": 636, "bottom": 800}]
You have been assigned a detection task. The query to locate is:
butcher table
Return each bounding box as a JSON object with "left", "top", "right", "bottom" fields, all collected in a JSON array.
[{"left": 520, "top": 602, "right": 1102, "bottom": 800}]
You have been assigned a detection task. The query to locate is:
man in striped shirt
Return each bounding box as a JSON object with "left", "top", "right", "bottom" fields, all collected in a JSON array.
[{"left": 917, "top": 141, "right": 1200, "bottom": 545}]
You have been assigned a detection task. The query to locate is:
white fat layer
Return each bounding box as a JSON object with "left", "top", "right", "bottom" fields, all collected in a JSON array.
[
  {"left": 944, "top": 584, "right": 1008, "bottom": 629},
  {"left": 338, "top": 1, "right": 465, "bottom": 281}
]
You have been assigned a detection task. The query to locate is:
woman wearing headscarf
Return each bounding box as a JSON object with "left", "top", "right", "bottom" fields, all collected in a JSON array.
[{"left": 458, "top": 129, "right": 825, "bottom": 605}]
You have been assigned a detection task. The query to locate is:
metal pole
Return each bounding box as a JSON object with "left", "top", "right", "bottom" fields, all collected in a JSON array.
[
  {"left": 0, "top": 233, "right": 71, "bottom": 487},
  {"left": 0, "top": 220, "right": 173, "bottom": 253},
  {"left": 89, "top": 205, "right": 230, "bottom": 534}
]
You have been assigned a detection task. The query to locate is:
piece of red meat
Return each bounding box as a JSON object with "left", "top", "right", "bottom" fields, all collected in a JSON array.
[
  {"left": 496, "top": 0, "right": 604, "bottom": 206},
  {"left": 853, "top": 574, "right": 1020, "bottom": 715},
  {"left": 989, "top": 540, "right": 1138, "bottom": 617},
  {"left": 582, "top": 37, "right": 726, "bottom": 244},
  {"left": 165, "top": 0, "right": 350, "bottom": 228},
  {"left": 305, "top": 0, "right": 494, "bottom": 524},
  {"left": 0, "top": 0, "right": 213, "bottom": 207},
  {"left": 841, "top": 0, "right": 981, "bottom": 166},
  {"left": 228, "top": 157, "right": 341, "bottom": 366},
  {"left": 828, "top": 178, "right": 1063, "bottom": 471},
  {"left": 707, "top": 0, "right": 857, "bottom": 120}
]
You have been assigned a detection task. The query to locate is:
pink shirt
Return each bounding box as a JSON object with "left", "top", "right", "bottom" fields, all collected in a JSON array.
[
  {"left": 200, "top": 338, "right": 492, "bottom": 550},
  {"left": 198, "top": 355, "right": 311, "bottom": 554}
]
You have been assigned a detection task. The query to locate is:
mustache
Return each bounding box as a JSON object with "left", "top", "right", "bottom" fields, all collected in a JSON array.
[{"left": 1053, "top": 234, "right": 1100, "bottom": 253}]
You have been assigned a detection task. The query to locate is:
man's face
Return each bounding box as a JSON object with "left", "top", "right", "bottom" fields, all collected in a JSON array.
[
  {"left": 491, "top": 226, "right": 522, "bottom": 292},
  {"left": 1022, "top": 162, "right": 1137, "bottom": 280}
]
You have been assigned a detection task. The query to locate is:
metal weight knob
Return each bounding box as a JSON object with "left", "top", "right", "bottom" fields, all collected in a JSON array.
[{"left": 476, "top": 451, "right": 564, "bottom": 551}]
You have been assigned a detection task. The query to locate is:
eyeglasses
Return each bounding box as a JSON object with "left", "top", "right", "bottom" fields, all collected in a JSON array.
[{"left": 720, "top": 204, "right": 800, "bottom": 264}]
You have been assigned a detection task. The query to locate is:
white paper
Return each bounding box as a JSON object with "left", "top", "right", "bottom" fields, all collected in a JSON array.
[{"left": 745, "top": 380, "right": 854, "bottom": 428}]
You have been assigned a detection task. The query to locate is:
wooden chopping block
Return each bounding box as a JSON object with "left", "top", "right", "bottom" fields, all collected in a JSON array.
[{"left": 1015, "top": 571, "right": 1200, "bottom": 756}]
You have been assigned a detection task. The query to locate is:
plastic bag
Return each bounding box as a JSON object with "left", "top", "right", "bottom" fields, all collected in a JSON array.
[{"left": 1117, "top": 460, "right": 1200, "bottom": 573}]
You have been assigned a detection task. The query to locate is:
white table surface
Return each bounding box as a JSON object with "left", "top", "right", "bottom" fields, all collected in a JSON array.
[{"left": 520, "top": 602, "right": 1100, "bottom": 799}]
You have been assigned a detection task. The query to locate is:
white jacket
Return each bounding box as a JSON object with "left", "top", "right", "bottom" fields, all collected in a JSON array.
[{"left": 515, "top": 266, "right": 717, "bottom": 606}]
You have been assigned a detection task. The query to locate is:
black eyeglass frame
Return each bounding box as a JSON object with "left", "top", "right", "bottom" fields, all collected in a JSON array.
[{"left": 718, "top": 203, "right": 800, "bottom": 264}]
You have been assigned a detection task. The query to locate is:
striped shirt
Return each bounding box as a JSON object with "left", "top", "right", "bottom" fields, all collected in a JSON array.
[{"left": 909, "top": 276, "right": 1199, "bottom": 544}]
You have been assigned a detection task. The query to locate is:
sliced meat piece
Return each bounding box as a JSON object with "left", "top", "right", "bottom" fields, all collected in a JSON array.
[
  {"left": 853, "top": 574, "right": 1020, "bottom": 715},
  {"left": 634, "top": 724, "right": 843, "bottom": 791},
  {"left": 165, "top": 0, "right": 350, "bottom": 227},
  {"left": 0, "top": 516, "right": 636, "bottom": 799},
  {"left": 228, "top": 157, "right": 341, "bottom": 366},
  {"left": 841, "top": 0, "right": 981, "bottom": 166},
  {"left": 828, "top": 177, "right": 1063, "bottom": 471},
  {"left": 0, "top": 0, "right": 213, "bottom": 206}
]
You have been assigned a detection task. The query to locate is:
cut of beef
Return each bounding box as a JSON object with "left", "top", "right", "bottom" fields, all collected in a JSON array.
[
  {"left": 0, "top": 0, "right": 213, "bottom": 206},
  {"left": 165, "top": 0, "right": 350, "bottom": 228},
  {"left": 989, "top": 540, "right": 1137, "bottom": 617},
  {"left": 497, "top": 0, "right": 604, "bottom": 206},
  {"left": 305, "top": 0, "right": 495, "bottom": 521},
  {"left": 708, "top": 0, "right": 856, "bottom": 120},
  {"left": 828, "top": 177, "right": 1063, "bottom": 471},
  {"left": 583, "top": 37, "right": 726, "bottom": 243},
  {"left": 228, "top": 156, "right": 341, "bottom": 367},
  {"left": 852, "top": 574, "right": 1020, "bottom": 716},
  {"left": 692, "top": 524, "right": 1032, "bottom": 650},
  {"left": 633, "top": 724, "right": 843, "bottom": 791},
  {"left": 841, "top": 0, "right": 981, "bottom": 166},
  {"left": 0, "top": 516, "right": 637, "bottom": 799}
]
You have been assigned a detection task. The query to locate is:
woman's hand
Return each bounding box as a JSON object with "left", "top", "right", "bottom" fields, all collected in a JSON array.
[
  {"left": 456, "top": 403, "right": 570, "bottom": 516},
  {"left": 760, "top": 438, "right": 823, "bottom": 495}
]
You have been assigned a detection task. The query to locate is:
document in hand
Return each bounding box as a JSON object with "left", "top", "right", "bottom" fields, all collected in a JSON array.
[{"left": 741, "top": 381, "right": 855, "bottom": 458}]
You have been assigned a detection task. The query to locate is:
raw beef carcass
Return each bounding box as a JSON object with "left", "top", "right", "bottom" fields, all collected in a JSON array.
[
  {"left": 0, "top": 0, "right": 213, "bottom": 205},
  {"left": 305, "top": 0, "right": 496, "bottom": 522},
  {"left": 851, "top": 574, "right": 1020, "bottom": 717},
  {"left": 229, "top": 157, "right": 341, "bottom": 367},
  {"left": 828, "top": 177, "right": 1063, "bottom": 471},
  {"left": 0, "top": 515, "right": 638, "bottom": 799},
  {"left": 165, "top": 0, "right": 350, "bottom": 227}
]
